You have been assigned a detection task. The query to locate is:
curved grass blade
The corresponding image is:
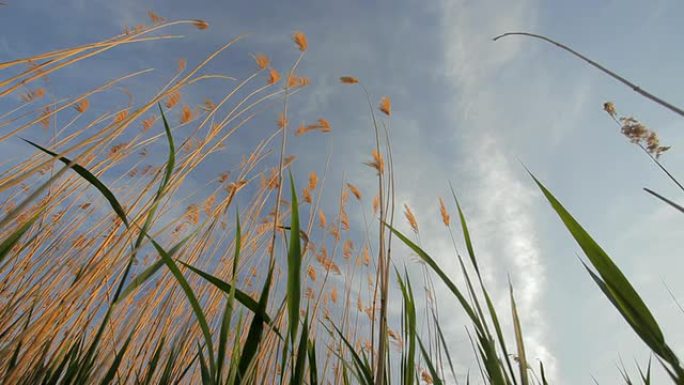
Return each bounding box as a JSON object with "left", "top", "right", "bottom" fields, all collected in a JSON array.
[
  {"left": 385, "top": 222, "right": 481, "bottom": 330},
  {"left": 179, "top": 261, "right": 278, "bottom": 332},
  {"left": 115, "top": 103, "right": 176, "bottom": 302},
  {"left": 531, "top": 172, "right": 684, "bottom": 377},
  {"left": 21, "top": 138, "right": 129, "bottom": 227},
  {"left": 147, "top": 236, "right": 216, "bottom": 377},
  {"left": 115, "top": 235, "right": 192, "bottom": 303}
]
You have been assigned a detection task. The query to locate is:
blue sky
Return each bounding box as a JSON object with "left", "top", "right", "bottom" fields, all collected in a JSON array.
[{"left": 3, "top": 0, "right": 684, "bottom": 383}]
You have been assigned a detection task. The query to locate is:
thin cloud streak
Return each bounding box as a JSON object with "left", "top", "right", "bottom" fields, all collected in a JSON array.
[{"left": 439, "top": 0, "right": 558, "bottom": 380}]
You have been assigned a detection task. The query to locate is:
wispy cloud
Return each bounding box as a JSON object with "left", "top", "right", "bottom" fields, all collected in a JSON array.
[{"left": 438, "top": 0, "right": 558, "bottom": 380}]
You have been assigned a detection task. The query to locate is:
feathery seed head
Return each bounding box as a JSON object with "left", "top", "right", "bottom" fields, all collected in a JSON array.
[{"left": 293, "top": 31, "right": 308, "bottom": 51}]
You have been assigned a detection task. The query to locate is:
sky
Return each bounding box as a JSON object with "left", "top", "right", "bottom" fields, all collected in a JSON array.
[{"left": 2, "top": 0, "right": 684, "bottom": 384}]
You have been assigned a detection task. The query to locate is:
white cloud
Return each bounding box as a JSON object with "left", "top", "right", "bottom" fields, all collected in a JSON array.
[{"left": 438, "top": 0, "right": 559, "bottom": 381}]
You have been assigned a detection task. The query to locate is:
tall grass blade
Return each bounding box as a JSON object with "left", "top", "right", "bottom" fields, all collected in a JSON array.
[
  {"left": 531, "top": 172, "right": 684, "bottom": 378},
  {"left": 308, "top": 341, "right": 318, "bottom": 385},
  {"left": 386, "top": 223, "right": 482, "bottom": 331},
  {"left": 395, "top": 267, "right": 416, "bottom": 385},
  {"left": 217, "top": 212, "right": 241, "bottom": 384},
  {"left": 291, "top": 311, "right": 309, "bottom": 385},
  {"left": 115, "top": 103, "right": 176, "bottom": 301},
  {"left": 237, "top": 261, "right": 274, "bottom": 383},
  {"left": 180, "top": 261, "right": 277, "bottom": 330},
  {"left": 99, "top": 332, "right": 133, "bottom": 385},
  {"left": 418, "top": 338, "right": 444, "bottom": 385},
  {"left": 21, "top": 138, "right": 129, "bottom": 227},
  {"left": 147, "top": 236, "right": 216, "bottom": 376},
  {"left": 286, "top": 172, "right": 302, "bottom": 343}
]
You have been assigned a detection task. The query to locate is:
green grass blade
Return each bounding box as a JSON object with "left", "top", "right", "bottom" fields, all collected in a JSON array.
[
  {"left": 157, "top": 103, "right": 176, "bottom": 196},
  {"left": 531, "top": 172, "right": 684, "bottom": 376},
  {"left": 287, "top": 172, "right": 302, "bottom": 343},
  {"left": 99, "top": 332, "right": 133, "bottom": 385},
  {"left": 217, "top": 212, "right": 242, "bottom": 384},
  {"left": 198, "top": 343, "right": 213, "bottom": 385},
  {"left": 329, "top": 322, "right": 373, "bottom": 385},
  {"left": 116, "top": 234, "right": 193, "bottom": 303},
  {"left": 179, "top": 261, "right": 278, "bottom": 332},
  {"left": 418, "top": 338, "right": 444, "bottom": 385},
  {"left": 449, "top": 184, "right": 479, "bottom": 275},
  {"left": 385, "top": 222, "right": 482, "bottom": 330},
  {"left": 147, "top": 236, "right": 216, "bottom": 377},
  {"left": 395, "top": 267, "right": 416, "bottom": 385},
  {"left": 237, "top": 261, "right": 274, "bottom": 383},
  {"left": 291, "top": 312, "right": 309, "bottom": 385},
  {"left": 21, "top": 138, "right": 129, "bottom": 227},
  {"left": 115, "top": 104, "right": 176, "bottom": 301},
  {"left": 308, "top": 340, "right": 318, "bottom": 385},
  {"left": 141, "top": 337, "right": 166, "bottom": 385}
]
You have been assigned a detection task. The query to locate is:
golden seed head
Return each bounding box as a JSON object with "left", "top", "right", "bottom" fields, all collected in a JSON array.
[
  {"left": 308, "top": 172, "right": 318, "bottom": 190},
  {"left": 303, "top": 187, "right": 312, "bottom": 204},
  {"left": 180, "top": 105, "right": 193, "bottom": 124},
  {"left": 317, "top": 118, "right": 331, "bottom": 132},
  {"left": 74, "top": 99, "right": 89, "bottom": 114},
  {"left": 293, "top": 31, "right": 308, "bottom": 51},
  {"left": 439, "top": 197, "right": 450, "bottom": 226},
  {"left": 366, "top": 149, "right": 385, "bottom": 174},
  {"left": 379, "top": 96, "right": 391, "bottom": 116},
  {"left": 287, "top": 74, "right": 310, "bottom": 88},
  {"left": 165, "top": 91, "right": 181, "bottom": 109},
  {"left": 307, "top": 265, "right": 317, "bottom": 282},
  {"left": 142, "top": 116, "right": 155, "bottom": 131},
  {"left": 114, "top": 110, "right": 128, "bottom": 123},
  {"left": 339, "top": 76, "right": 359, "bottom": 84},
  {"left": 404, "top": 203, "right": 418, "bottom": 233},
  {"left": 193, "top": 20, "right": 209, "bottom": 30},
  {"left": 268, "top": 67, "right": 281, "bottom": 85},
  {"left": 318, "top": 209, "right": 327, "bottom": 228},
  {"left": 330, "top": 287, "right": 338, "bottom": 303},
  {"left": 277, "top": 112, "right": 288, "bottom": 129},
  {"left": 603, "top": 101, "right": 616, "bottom": 118},
  {"left": 346, "top": 183, "right": 362, "bottom": 200},
  {"left": 254, "top": 54, "right": 270, "bottom": 70},
  {"left": 148, "top": 11, "right": 164, "bottom": 25},
  {"left": 177, "top": 58, "right": 186, "bottom": 72}
]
